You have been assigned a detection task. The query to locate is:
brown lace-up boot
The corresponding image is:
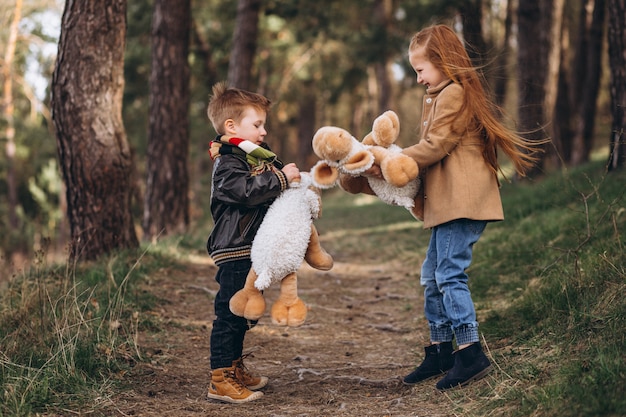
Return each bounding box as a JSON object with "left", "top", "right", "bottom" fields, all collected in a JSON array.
[
  {"left": 207, "top": 366, "right": 263, "bottom": 403},
  {"left": 233, "top": 357, "right": 268, "bottom": 390}
]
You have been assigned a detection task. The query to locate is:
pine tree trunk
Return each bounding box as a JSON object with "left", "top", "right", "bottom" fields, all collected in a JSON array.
[
  {"left": 458, "top": 0, "right": 486, "bottom": 67},
  {"left": 517, "top": 0, "right": 557, "bottom": 177},
  {"left": 143, "top": 0, "right": 191, "bottom": 241},
  {"left": 3, "top": 0, "right": 22, "bottom": 230},
  {"left": 52, "top": 0, "right": 138, "bottom": 261},
  {"left": 297, "top": 80, "right": 316, "bottom": 168},
  {"left": 371, "top": 0, "right": 394, "bottom": 113},
  {"left": 607, "top": 0, "right": 626, "bottom": 170},
  {"left": 552, "top": 26, "right": 573, "bottom": 166},
  {"left": 571, "top": 0, "right": 606, "bottom": 166},
  {"left": 493, "top": 0, "right": 513, "bottom": 107},
  {"left": 517, "top": 0, "right": 546, "bottom": 176},
  {"left": 228, "top": 0, "right": 261, "bottom": 90}
]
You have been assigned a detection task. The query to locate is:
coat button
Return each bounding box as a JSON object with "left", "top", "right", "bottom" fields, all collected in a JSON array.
[
  {"left": 423, "top": 121, "right": 428, "bottom": 126},
  {"left": 426, "top": 98, "right": 432, "bottom": 103}
]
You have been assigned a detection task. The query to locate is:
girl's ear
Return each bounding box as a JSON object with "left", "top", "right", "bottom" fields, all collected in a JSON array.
[{"left": 224, "top": 118, "right": 236, "bottom": 135}]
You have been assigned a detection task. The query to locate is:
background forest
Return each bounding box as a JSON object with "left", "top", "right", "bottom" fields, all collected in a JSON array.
[
  {"left": 1, "top": 0, "right": 624, "bottom": 266},
  {"left": 0, "top": 1, "right": 625, "bottom": 416}
]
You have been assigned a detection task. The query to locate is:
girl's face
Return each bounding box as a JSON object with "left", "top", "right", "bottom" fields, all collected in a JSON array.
[
  {"left": 226, "top": 107, "right": 267, "bottom": 145},
  {"left": 409, "top": 48, "right": 447, "bottom": 89}
]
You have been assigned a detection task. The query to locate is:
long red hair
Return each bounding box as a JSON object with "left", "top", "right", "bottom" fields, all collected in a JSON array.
[{"left": 409, "top": 25, "right": 541, "bottom": 176}]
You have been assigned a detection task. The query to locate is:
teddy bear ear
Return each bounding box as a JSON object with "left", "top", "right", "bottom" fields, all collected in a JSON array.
[
  {"left": 371, "top": 110, "right": 400, "bottom": 147},
  {"left": 343, "top": 150, "right": 375, "bottom": 174},
  {"left": 310, "top": 160, "right": 339, "bottom": 189}
]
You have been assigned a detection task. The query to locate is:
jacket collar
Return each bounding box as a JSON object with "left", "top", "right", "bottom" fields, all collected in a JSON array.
[{"left": 426, "top": 79, "right": 454, "bottom": 95}]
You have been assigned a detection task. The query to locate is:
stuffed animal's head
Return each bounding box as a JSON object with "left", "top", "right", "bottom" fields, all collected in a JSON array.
[
  {"left": 290, "top": 172, "right": 323, "bottom": 219},
  {"left": 310, "top": 126, "right": 374, "bottom": 188},
  {"left": 362, "top": 110, "right": 400, "bottom": 148},
  {"left": 312, "top": 126, "right": 355, "bottom": 163}
]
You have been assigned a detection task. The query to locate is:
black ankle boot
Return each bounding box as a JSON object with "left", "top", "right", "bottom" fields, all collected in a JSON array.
[
  {"left": 403, "top": 342, "right": 454, "bottom": 385},
  {"left": 436, "top": 342, "right": 492, "bottom": 390}
]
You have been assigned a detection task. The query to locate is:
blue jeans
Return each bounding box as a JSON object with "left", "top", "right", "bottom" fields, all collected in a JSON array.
[
  {"left": 210, "top": 259, "right": 257, "bottom": 369},
  {"left": 420, "top": 219, "right": 487, "bottom": 346}
]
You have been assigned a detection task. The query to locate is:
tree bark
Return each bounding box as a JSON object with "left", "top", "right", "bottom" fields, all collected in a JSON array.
[
  {"left": 493, "top": 0, "right": 513, "bottom": 107},
  {"left": 297, "top": 80, "right": 316, "bottom": 168},
  {"left": 544, "top": 0, "right": 565, "bottom": 147},
  {"left": 228, "top": 0, "right": 261, "bottom": 90},
  {"left": 2, "top": 0, "right": 22, "bottom": 230},
  {"left": 571, "top": 0, "right": 606, "bottom": 165},
  {"left": 517, "top": 0, "right": 557, "bottom": 177},
  {"left": 52, "top": 0, "right": 138, "bottom": 261},
  {"left": 552, "top": 22, "right": 573, "bottom": 166},
  {"left": 458, "top": 0, "right": 486, "bottom": 68},
  {"left": 373, "top": 0, "right": 393, "bottom": 113},
  {"left": 607, "top": 0, "right": 626, "bottom": 170},
  {"left": 143, "top": 0, "right": 191, "bottom": 241},
  {"left": 517, "top": 0, "right": 546, "bottom": 176}
]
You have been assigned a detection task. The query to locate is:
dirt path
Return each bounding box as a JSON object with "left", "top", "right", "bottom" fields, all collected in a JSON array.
[{"left": 107, "top": 255, "right": 457, "bottom": 417}]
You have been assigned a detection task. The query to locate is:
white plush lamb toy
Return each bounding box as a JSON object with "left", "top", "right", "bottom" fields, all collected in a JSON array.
[{"left": 229, "top": 172, "right": 334, "bottom": 327}]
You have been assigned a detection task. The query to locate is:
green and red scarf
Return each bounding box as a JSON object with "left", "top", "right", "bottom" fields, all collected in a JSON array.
[{"left": 209, "top": 135, "right": 283, "bottom": 175}]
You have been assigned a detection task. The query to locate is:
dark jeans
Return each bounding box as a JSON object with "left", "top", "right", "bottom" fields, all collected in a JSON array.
[{"left": 210, "top": 259, "right": 258, "bottom": 369}]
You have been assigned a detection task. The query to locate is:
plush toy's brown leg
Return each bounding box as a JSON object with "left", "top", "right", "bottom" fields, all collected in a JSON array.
[
  {"left": 338, "top": 173, "right": 374, "bottom": 195},
  {"left": 270, "top": 272, "right": 307, "bottom": 327},
  {"left": 379, "top": 152, "right": 419, "bottom": 188},
  {"left": 229, "top": 269, "right": 266, "bottom": 320},
  {"left": 304, "top": 224, "right": 334, "bottom": 270}
]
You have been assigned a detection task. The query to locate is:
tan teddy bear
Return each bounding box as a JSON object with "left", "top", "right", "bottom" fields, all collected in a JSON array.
[{"left": 311, "top": 110, "right": 420, "bottom": 211}]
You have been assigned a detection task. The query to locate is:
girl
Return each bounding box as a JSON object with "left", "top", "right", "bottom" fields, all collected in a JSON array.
[{"left": 400, "top": 24, "right": 542, "bottom": 390}]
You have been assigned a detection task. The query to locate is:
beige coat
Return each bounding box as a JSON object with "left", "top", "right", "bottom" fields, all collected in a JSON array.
[{"left": 402, "top": 80, "right": 504, "bottom": 228}]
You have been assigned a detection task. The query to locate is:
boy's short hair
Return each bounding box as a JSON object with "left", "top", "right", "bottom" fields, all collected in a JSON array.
[{"left": 207, "top": 82, "right": 272, "bottom": 134}]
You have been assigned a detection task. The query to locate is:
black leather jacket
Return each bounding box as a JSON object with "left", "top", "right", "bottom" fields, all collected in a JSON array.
[{"left": 207, "top": 143, "right": 288, "bottom": 265}]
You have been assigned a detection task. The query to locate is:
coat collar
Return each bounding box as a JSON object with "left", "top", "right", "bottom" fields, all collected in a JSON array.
[{"left": 426, "top": 79, "right": 454, "bottom": 95}]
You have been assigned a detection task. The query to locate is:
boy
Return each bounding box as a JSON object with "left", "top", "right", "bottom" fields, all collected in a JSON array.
[{"left": 205, "top": 82, "right": 300, "bottom": 403}]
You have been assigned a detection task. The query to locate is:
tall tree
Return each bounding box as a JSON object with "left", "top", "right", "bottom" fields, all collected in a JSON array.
[
  {"left": 228, "top": 0, "right": 261, "bottom": 90},
  {"left": 607, "top": 0, "right": 626, "bottom": 170},
  {"left": 517, "top": 0, "right": 563, "bottom": 176},
  {"left": 142, "top": 0, "right": 191, "bottom": 241},
  {"left": 570, "top": 0, "right": 606, "bottom": 165},
  {"left": 552, "top": 17, "right": 573, "bottom": 166},
  {"left": 493, "top": 0, "right": 514, "bottom": 107},
  {"left": 372, "top": 0, "right": 393, "bottom": 113},
  {"left": 51, "top": 0, "right": 138, "bottom": 261},
  {"left": 2, "top": 0, "right": 22, "bottom": 230},
  {"left": 458, "top": 0, "right": 487, "bottom": 67}
]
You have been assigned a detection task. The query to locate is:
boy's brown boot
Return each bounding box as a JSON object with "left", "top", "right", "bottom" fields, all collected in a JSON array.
[
  {"left": 233, "top": 357, "right": 268, "bottom": 390},
  {"left": 207, "top": 366, "right": 263, "bottom": 403}
]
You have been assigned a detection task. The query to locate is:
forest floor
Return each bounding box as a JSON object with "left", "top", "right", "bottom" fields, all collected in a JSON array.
[{"left": 104, "top": 254, "right": 476, "bottom": 417}]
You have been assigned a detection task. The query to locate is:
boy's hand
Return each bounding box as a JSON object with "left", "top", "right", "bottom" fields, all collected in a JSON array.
[{"left": 282, "top": 163, "right": 301, "bottom": 183}]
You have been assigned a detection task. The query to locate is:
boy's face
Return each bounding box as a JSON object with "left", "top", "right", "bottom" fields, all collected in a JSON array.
[
  {"left": 225, "top": 107, "right": 267, "bottom": 145},
  {"left": 409, "top": 48, "right": 447, "bottom": 89}
]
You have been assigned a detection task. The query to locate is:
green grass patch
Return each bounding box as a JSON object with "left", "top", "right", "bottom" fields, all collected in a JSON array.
[{"left": 0, "top": 248, "right": 172, "bottom": 415}]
